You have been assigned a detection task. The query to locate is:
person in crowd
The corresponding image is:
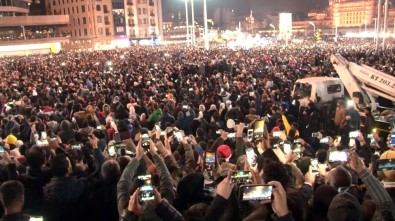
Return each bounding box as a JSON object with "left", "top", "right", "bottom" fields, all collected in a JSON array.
[
  {"left": 0, "top": 39, "right": 393, "bottom": 221},
  {"left": 0, "top": 181, "right": 29, "bottom": 221}
]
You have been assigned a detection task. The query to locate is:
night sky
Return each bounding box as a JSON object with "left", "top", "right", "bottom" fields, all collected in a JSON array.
[{"left": 162, "top": 0, "right": 329, "bottom": 17}]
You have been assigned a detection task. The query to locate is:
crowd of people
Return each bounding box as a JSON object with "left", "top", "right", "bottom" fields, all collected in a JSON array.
[{"left": 0, "top": 38, "right": 393, "bottom": 221}]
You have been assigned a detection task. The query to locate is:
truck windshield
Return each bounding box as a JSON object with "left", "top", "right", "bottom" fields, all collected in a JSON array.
[{"left": 294, "top": 83, "right": 312, "bottom": 98}]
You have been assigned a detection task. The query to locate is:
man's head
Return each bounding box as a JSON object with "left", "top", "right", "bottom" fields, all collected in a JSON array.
[
  {"left": 327, "top": 165, "right": 352, "bottom": 189},
  {"left": 101, "top": 160, "right": 121, "bottom": 183},
  {"left": 327, "top": 192, "right": 362, "bottom": 221},
  {"left": 26, "top": 146, "right": 46, "bottom": 169},
  {"left": 0, "top": 181, "right": 25, "bottom": 214},
  {"left": 262, "top": 161, "right": 290, "bottom": 189},
  {"left": 50, "top": 154, "right": 72, "bottom": 177}
]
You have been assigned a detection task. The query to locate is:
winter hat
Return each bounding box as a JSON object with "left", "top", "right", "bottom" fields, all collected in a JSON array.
[
  {"left": 327, "top": 192, "right": 362, "bottom": 221},
  {"left": 217, "top": 145, "right": 232, "bottom": 159},
  {"left": 4, "top": 135, "right": 17, "bottom": 145}
]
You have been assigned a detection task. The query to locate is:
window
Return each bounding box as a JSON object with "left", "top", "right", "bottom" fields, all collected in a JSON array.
[
  {"left": 78, "top": 18, "right": 80, "bottom": 25},
  {"left": 79, "top": 29, "right": 81, "bottom": 36},
  {"left": 84, "top": 29, "right": 88, "bottom": 36},
  {"left": 137, "top": 8, "right": 141, "bottom": 14},
  {"left": 327, "top": 84, "right": 342, "bottom": 94},
  {"left": 53, "top": 0, "right": 55, "bottom": 5},
  {"left": 82, "top": 5, "right": 85, "bottom": 12},
  {"left": 116, "top": 27, "right": 124, "bottom": 32},
  {"left": 97, "top": 15, "right": 102, "bottom": 23},
  {"left": 96, "top": 5, "right": 101, "bottom": 11},
  {"left": 83, "top": 17, "right": 87, "bottom": 24},
  {"left": 72, "top": 7, "right": 74, "bottom": 13},
  {"left": 143, "top": 8, "right": 147, "bottom": 14},
  {"left": 76, "top": 7, "right": 78, "bottom": 13}
]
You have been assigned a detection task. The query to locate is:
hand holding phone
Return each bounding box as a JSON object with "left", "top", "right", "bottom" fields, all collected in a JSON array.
[
  {"left": 268, "top": 181, "right": 289, "bottom": 217},
  {"left": 216, "top": 171, "right": 235, "bottom": 200},
  {"left": 138, "top": 175, "right": 154, "bottom": 202}
]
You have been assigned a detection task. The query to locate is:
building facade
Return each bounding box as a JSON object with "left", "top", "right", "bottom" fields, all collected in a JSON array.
[
  {"left": 0, "top": 0, "right": 70, "bottom": 56},
  {"left": 330, "top": 0, "right": 376, "bottom": 27},
  {"left": 125, "top": 0, "right": 163, "bottom": 39},
  {"left": 47, "top": 0, "right": 163, "bottom": 50}
]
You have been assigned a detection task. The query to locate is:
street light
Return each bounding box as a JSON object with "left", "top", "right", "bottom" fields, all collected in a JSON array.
[
  {"left": 203, "top": 0, "right": 209, "bottom": 50},
  {"left": 184, "top": 0, "right": 189, "bottom": 46},
  {"left": 190, "top": 0, "right": 195, "bottom": 46},
  {"left": 309, "top": 21, "right": 316, "bottom": 34},
  {"left": 270, "top": 24, "right": 275, "bottom": 31}
]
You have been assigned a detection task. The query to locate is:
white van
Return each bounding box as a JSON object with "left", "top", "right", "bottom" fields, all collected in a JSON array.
[{"left": 292, "top": 77, "right": 345, "bottom": 104}]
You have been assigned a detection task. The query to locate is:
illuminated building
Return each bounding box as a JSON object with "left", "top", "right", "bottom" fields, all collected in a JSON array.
[
  {"left": 330, "top": 0, "right": 376, "bottom": 27},
  {"left": 47, "top": 0, "right": 163, "bottom": 50},
  {"left": 0, "top": 0, "right": 70, "bottom": 56}
]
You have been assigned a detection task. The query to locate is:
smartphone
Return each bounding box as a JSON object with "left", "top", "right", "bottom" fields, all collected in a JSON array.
[
  {"left": 311, "top": 158, "right": 319, "bottom": 174},
  {"left": 239, "top": 185, "right": 273, "bottom": 202},
  {"left": 173, "top": 131, "right": 183, "bottom": 141},
  {"left": 273, "top": 131, "right": 282, "bottom": 138},
  {"left": 155, "top": 125, "right": 160, "bottom": 130},
  {"left": 253, "top": 120, "right": 265, "bottom": 140},
  {"left": 29, "top": 216, "right": 44, "bottom": 221},
  {"left": 349, "top": 138, "right": 356, "bottom": 147},
  {"left": 312, "top": 132, "right": 319, "bottom": 138},
  {"left": 110, "top": 119, "right": 116, "bottom": 127},
  {"left": 283, "top": 143, "right": 291, "bottom": 154},
  {"left": 249, "top": 91, "right": 254, "bottom": 97},
  {"left": 204, "top": 151, "right": 216, "bottom": 169},
  {"left": 0, "top": 145, "right": 4, "bottom": 154},
  {"left": 349, "top": 131, "right": 359, "bottom": 139},
  {"left": 231, "top": 170, "right": 252, "bottom": 184},
  {"left": 328, "top": 151, "right": 349, "bottom": 163},
  {"left": 377, "top": 159, "right": 395, "bottom": 171},
  {"left": 141, "top": 133, "right": 150, "bottom": 149},
  {"left": 108, "top": 145, "right": 116, "bottom": 157},
  {"left": 71, "top": 143, "right": 81, "bottom": 150},
  {"left": 320, "top": 137, "right": 329, "bottom": 144},
  {"left": 138, "top": 175, "right": 154, "bottom": 201},
  {"left": 390, "top": 133, "right": 395, "bottom": 146},
  {"left": 246, "top": 148, "right": 256, "bottom": 167},
  {"left": 36, "top": 140, "right": 49, "bottom": 147},
  {"left": 41, "top": 131, "right": 47, "bottom": 140},
  {"left": 247, "top": 129, "right": 253, "bottom": 142}
]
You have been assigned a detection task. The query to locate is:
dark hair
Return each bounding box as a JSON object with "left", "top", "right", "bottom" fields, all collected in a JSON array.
[
  {"left": 50, "top": 154, "right": 69, "bottom": 177},
  {"left": 101, "top": 160, "right": 121, "bottom": 183},
  {"left": 184, "top": 203, "right": 208, "bottom": 221},
  {"left": 262, "top": 161, "right": 290, "bottom": 189},
  {"left": 0, "top": 180, "right": 24, "bottom": 208},
  {"left": 117, "top": 156, "right": 131, "bottom": 173},
  {"left": 26, "top": 146, "right": 46, "bottom": 169}
]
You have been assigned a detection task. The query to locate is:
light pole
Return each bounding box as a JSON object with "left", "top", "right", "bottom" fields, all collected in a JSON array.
[
  {"left": 270, "top": 24, "right": 275, "bottom": 31},
  {"left": 184, "top": 0, "right": 189, "bottom": 46},
  {"left": 203, "top": 0, "right": 209, "bottom": 50},
  {"left": 309, "top": 21, "right": 316, "bottom": 35},
  {"left": 190, "top": 0, "right": 195, "bottom": 46},
  {"left": 383, "top": 0, "right": 389, "bottom": 49},
  {"left": 335, "top": 25, "right": 338, "bottom": 42},
  {"left": 376, "top": 0, "right": 382, "bottom": 51}
]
